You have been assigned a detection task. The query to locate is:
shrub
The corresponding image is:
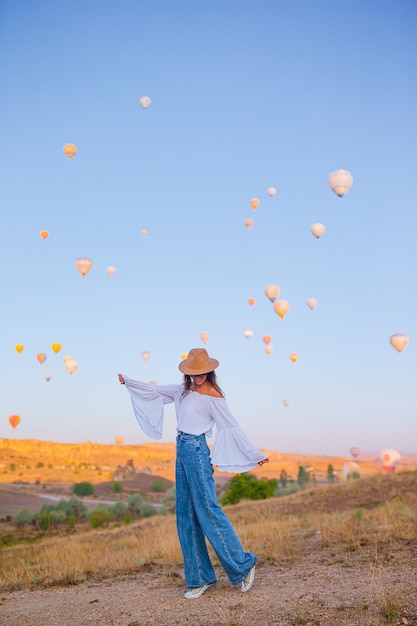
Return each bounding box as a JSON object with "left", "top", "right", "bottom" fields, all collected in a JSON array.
[
  {"left": 127, "top": 492, "right": 144, "bottom": 516},
  {"left": 36, "top": 509, "right": 66, "bottom": 530},
  {"left": 162, "top": 486, "right": 176, "bottom": 513},
  {"left": 111, "top": 502, "right": 128, "bottom": 520},
  {"left": 73, "top": 481, "right": 94, "bottom": 496},
  {"left": 88, "top": 507, "right": 112, "bottom": 528},
  {"left": 150, "top": 479, "right": 165, "bottom": 492},
  {"left": 139, "top": 503, "right": 158, "bottom": 518},
  {"left": 13, "top": 507, "right": 34, "bottom": 527},
  {"left": 112, "top": 481, "right": 122, "bottom": 492},
  {"left": 36, "top": 462, "right": 44, "bottom": 469},
  {"left": 221, "top": 474, "right": 277, "bottom": 505}
]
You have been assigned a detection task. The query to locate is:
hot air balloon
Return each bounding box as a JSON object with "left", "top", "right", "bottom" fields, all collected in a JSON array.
[
  {"left": 75, "top": 257, "right": 93, "bottom": 277},
  {"left": 200, "top": 332, "right": 210, "bottom": 344},
  {"left": 328, "top": 169, "right": 353, "bottom": 198},
  {"left": 65, "top": 359, "right": 78, "bottom": 375},
  {"left": 248, "top": 297, "right": 256, "bottom": 307},
  {"left": 8, "top": 414, "right": 20, "bottom": 429},
  {"left": 51, "top": 343, "right": 62, "bottom": 354},
  {"left": 265, "top": 284, "right": 280, "bottom": 303},
  {"left": 181, "top": 353, "right": 188, "bottom": 361},
  {"left": 149, "top": 381, "right": 157, "bottom": 385},
  {"left": 350, "top": 447, "right": 361, "bottom": 458},
  {"left": 263, "top": 335, "right": 272, "bottom": 345},
  {"left": 378, "top": 449, "right": 401, "bottom": 473},
  {"left": 141, "top": 229, "right": 148, "bottom": 237},
  {"left": 267, "top": 187, "right": 276, "bottom": 197},
  {"left": 63, "top": 143, "right": 77, "bottom": 158},
  {"left": 389, "top": 334, "right": 409, "bottom": 353},
  {"left": 244, "top": 218, "right": 254, "bottom": 230},
  {"left": 289, "top": 353, "right": 298, "bottom": 363},
  {"left": 107, "top": 266, "right": 117, "bottom": 277},
  {"left": 15, "top": 344, "right": 24, "bottom": 354},
  {"left": 62, "top": 355, "right": 72, "bottom": 363},
  {"left": 243, "top": 329, "right": 254, "bottom": 340},
  {"left": 40, "top": 230, "right": 49, "bottom": 240},
  {"left": 342, "top": 461, "right": 362, "bottom": 480},
  {"left": 250, "top": 198, "right": 260, "bottom": 210},
  {"left": 45, "top": 374, "right": 52, "bottom": 382},
  {"left": 265, "top": 345, "right": 273, "bottom": 355},
  {"left": 306, "top": 298, "right": 317, "bottom": 310},
  {"left": 37, "top": 353, "right": 47, "bottom": 364},
  {"left": 139, "top": 96, "right": 152, "bottom": 109},
  {"left": 273, "top": 299, "right": 290, "bottom": 319},
  {"left": 282, "top": 399, "right": 290, "bottom": 407},
  {"left": 115, "top": 435, "right": 124, "bottom": 446},
  {"left": 311, "top": 223, "right": 325, "bottom": 239},
  {"left": 141, "top": 351, "right": 151, "bottom": 361}
]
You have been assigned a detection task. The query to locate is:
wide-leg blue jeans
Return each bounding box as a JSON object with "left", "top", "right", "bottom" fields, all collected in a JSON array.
[{"left": 175, "top": 432, "right": 258, "bottom": 590}]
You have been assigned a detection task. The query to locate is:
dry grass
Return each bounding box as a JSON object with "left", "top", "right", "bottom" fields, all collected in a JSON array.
[{"left": 1, "top": 471, "right": 416, "bottom": 594}]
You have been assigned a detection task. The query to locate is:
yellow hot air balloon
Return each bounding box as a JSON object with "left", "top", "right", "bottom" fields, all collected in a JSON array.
[
  {"left": 311, "top": 223, "right": 325, "bottom": 238},
  {"left": 139, "top": 96, "right": 152, "bottom": 109},
  {"left": 40, "top": 230, "right": 49, "bottom": 240},
  {"left": 9, "top": 414, "right": 21, "bottom": 429},
  {"left": 115, "top": 435, "right": 124, "bottom": 446},
  {"left": 265, "top": 284, "right": 280, "bottom": 303},
  {"left": 289, "top": 353, "right": 298, "bottom": 363},
  {"left": 141, "top": 351, "right": 151, "bottom": 361},
  {"left": 263, "top": 335, "right": 272, "bottom": 345},
  {"left": 265, "top": 345, "right": 273, "bottom": 355},
  {"left": 389, "top": 334, "right": 409, "bottom": 352},
  {"left": 282, "top": 399, "right": 290, "bottom": 407},
  {"left": 45, "top": 374, "right": 52, "bottom": 382},
  {"left": 181, "top": 353, "right": 188, "bottom": 361},
  {"left": 75, "top": 257, "right": 93, "bottom": 277},
  {"left": 51, "top": 343, "right": 62, "bottom": 354},
  {"left": 63, "top": 143, "right": 77, "bottom": 158},
  {"left": 306, "top": 298, "right": 317, "bottom": 310},
  {"left": 328, "top": 169, "right": 353, "bottom": 198},
  {"left": 250, "top": 198, "right": 260, "bottom": 210},
  {"left": 200, "top": 331, "right": 210, "bottom": 344},
  {"left": 65, "top": 359, "right": 78, "bottom": 375},
  {"left": 273, "top": 299, "right": 290, "bottom": 319},
  {"left": 37, "top": 353, "right": 47, "bottom": 364},
  {"left": 267, "top": 187, "right": 276, "bottom": 197},
  {"left": 243, "top": 329, "right": 254, "bottom": 339},
  {"left": 107, "top": 266, "right": 117, "bottom": 277},
  {"left": 248, "top": 297, "right": 256, "bottom": 307},
  {"left": 244, "top": 218, "right": 254, "bottom": 230},
  {"left": 15, "top": 344, "right": 24, "bottom": 354}
]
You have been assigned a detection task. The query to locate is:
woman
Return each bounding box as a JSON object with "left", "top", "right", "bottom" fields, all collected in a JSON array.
[{"left": 118, "top": 348, "right": 268, "bottom": 599}]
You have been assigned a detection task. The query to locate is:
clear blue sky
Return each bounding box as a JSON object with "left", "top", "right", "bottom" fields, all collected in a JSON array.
[{"left": 1, "top": 0, "right": 416, "bottom": 457}]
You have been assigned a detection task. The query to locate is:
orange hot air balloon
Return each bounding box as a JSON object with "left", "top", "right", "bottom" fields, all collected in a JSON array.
[
  {"left": 45, "top": 374, "right": 52, "bottom": 382},
  {"left": 306, "top": 298, "right": 317, "bottom": 310},
  {"left": 273, "top": 299, "right": 290, "bottom": 319},
  {"left": 51, "top": 343, "right": 62, "bottom": 354},
  {"left": 243, "top": 329, "right": 254, "bottom": 339},
  {"left": 141, "top": 351, "right": 151, "bottom": 361},
  {"left": 63, "top": 143, "right": 77, "bottom": 158},
  {"left": 106, "top": 266, "right": 117, "bottom": 277},
  {"left": 15, "top": 344, "right": 24, "bottom": 354},
  {"left": 389, "top": 334, "right": 409, "bottom": 353},
  {"left": 263, "top": 335, "right": 272, "bottom": 345},
  {"left": 265, "top": 345, "right": 273, "bottom": 355},
  {"left": 40, "top": 230, "right": 49, "bottom": 240},
  {"left": 75, "top": 257, "right": 93, "bottom": 277},
  {"left": 283, "top": 399, "right": 290, "bottom": 407},
  {"left": 289, "top": 353, "right": 298, "bottom": 363},
  {"left": 141, "top": 229, "right": 148, "bottom": 237},
  {"left": 200, "top": 331, "right": 210, "bottom": 344},
  {"left": 265, "top": 284, "right": 280, "bottom": 303},
  {"left": 311, "top": 223, "right": 325, "bottom": 238},
  {"left": 247, "top": 297, "right": 256, "bottom": 307},
  {"left": 37, "top": 353, "right": 47, "bottom": 364},
  {"left": 62, "top": 355, "right": 72, "bottom": 363},
  {"left": 250, "top": 198, "right": 260, "bottom": 210},
  {"left": 9, "top": 414, "right": 21, "bottom": 429},
  {"left": 244, "top": 218, "right": 254, "bottom": 230},
  {"left": 267, "top": 187, "right": 276, "bottom": 197},
  {"left": 65, "top": 359, "right": 78, "bottom": 375}
]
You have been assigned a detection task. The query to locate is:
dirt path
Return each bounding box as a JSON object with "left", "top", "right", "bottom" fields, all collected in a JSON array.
[{"left": 1, "top": 554, "right": 416, "bottom": 625}]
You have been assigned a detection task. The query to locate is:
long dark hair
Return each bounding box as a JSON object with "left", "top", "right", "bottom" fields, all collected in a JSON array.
[{"left": 182, "top": 371, "right": 224, "bottom": 397}]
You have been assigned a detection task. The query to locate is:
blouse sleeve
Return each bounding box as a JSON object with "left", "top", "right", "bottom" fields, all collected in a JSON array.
[
  {"left": 209, "top": 398, "right": 268, "bottom": 473},
  {"left": 122, "top": 375, "right": 182, "bottom": 440}
]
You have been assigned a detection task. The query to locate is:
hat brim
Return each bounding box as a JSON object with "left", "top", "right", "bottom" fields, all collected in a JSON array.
[{"left": 178, "top": 358, "right": 219, "bottom": 375}]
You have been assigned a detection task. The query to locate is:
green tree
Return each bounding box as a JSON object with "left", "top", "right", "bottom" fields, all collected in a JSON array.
[
  {"left": 297, "top": 466, "right": 310, "bottom": 488},
  {"left": 327, "top": 463, "right": 336, "bottom": 483},
  {"left": 161, "top": 486, "right": 176, "bottom": 513},
  {"left": 279, "top": 469, "right": 288, "bottom": 488},
  {"left": 151, "top": 479, "right": 166, "bottom": 492},
  {"left": 127, "top": 492, "right": 144, "bottom": 517},
  {"left": 13, "top": 507, "right": 34, "bottom": 527},
  {"left": 73, "top": 481, "right": 94, "bottom": 496},
  {"left": 112, "top": 481, "right": 123, "bottom": 492},
  {"left": 221, "top": 474, "right": 277, "bottom": 505}
]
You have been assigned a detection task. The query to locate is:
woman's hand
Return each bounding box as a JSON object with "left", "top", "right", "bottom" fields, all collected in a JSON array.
[
  {"left": 258, "top": 458, "right": 269, "bottom": 466},
  {"left": 118, "top": 374, "right": 125, "bottom": 385}
]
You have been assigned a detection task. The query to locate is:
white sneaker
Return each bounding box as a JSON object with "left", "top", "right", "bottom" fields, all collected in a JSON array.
[
  {"left": 241, "top": 565, "right": 256, "bottom": 592},
  {"left": 184, "top": 583, "right": 210, "bottom": 599}
]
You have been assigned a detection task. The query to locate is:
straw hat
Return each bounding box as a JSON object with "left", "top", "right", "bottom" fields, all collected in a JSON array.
[{"left": 178, "top": 348, "right": 219, "bottom": 375}]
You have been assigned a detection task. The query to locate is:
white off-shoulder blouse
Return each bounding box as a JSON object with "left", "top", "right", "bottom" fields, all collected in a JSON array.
[{"left": 122, "top": 376, "right": 266, "bottom": 473}]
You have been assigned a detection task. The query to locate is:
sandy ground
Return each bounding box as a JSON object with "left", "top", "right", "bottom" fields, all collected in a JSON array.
[{"left": 1, "top": 549, "right": 416, "bottom": 626}]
